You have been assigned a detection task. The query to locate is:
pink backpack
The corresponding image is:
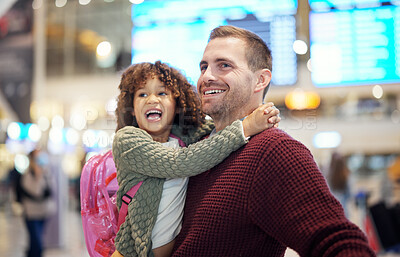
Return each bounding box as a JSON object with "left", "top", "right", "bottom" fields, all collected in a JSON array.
[
  {"left": 80, "top": 150, "right": 142, "bottom": 257},
  {"left": 80, "top": 135, "right": 185, "bottom": 256}
]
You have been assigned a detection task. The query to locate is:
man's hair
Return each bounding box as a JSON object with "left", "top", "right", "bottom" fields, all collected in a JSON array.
[
  {"left": 115, "top": 61, "right": 204, "bottom": 133},
  {"left": 209, "top": 25, "right": 272, "bottom": 97}
]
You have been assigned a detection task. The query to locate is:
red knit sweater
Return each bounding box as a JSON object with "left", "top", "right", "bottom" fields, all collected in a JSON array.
[{"left": 172, "top": 128, "right": 376, "bottom": 257}]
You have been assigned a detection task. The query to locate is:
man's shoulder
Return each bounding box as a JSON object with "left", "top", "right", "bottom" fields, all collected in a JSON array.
[
  {"left": 249, "top": 128, "right": 294, "bottom": 144},
  {"left": 247, "top": 128, "right": 310, "bottom": 154}
]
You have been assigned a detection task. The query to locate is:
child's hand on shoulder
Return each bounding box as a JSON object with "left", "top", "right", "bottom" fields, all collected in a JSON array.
[{"left": 242, "top": 102, "right": 280, "bottom": 137}]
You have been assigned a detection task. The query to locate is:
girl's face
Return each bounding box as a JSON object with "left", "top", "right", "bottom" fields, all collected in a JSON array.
[{"left": 133, "top": 78, "right": 176, "bottom": 142}]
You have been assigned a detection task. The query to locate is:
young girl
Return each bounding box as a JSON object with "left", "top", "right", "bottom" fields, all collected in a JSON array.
[{"left": 112, "top": 61, "right": 279, "bottom": 257}]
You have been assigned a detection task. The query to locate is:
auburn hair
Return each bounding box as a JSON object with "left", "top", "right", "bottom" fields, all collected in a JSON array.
[{"left": 115, "top": 61, "right": 204, "bottom": 134}]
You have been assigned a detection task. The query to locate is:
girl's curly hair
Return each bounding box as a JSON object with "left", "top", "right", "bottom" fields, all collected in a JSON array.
[{"left": 115, "top": 61, "right": 205, "bottom": 134}]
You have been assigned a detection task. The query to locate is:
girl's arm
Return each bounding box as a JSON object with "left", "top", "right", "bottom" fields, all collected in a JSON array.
[{"left": 112, "top": 103, "right": 280, "bottom": 179}]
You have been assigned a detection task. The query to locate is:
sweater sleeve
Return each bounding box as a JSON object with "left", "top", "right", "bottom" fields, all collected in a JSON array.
[
  {"left": 248, "top": 133, "right": 375, "bottom": 257},
  {"left": 112, "top": 120, "right": 247, "bottom": 179},
  {"left": 169, "top": 119, "right": 215, "bottom": 146}
]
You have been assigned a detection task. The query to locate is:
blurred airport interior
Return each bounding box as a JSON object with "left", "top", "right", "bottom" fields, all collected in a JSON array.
[{"left": 0, "top": 0, "right": 400, "bottom": 256}]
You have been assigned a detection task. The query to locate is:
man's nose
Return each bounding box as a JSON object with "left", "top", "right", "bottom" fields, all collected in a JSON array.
[{"left": 202, "top": 66, "right": 216, "bottom": 83}]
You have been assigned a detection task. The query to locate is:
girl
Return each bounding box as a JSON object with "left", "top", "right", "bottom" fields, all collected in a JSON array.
[{"left": 112, "top": 61, "right": 279, "bottom": 257}]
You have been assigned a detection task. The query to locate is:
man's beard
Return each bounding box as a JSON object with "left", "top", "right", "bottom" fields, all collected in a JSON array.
[
  {"left": 201, "top": 89, "right": 251, "bottom": 122},
  {"left": 202, "top": 99, "right": 229, "bottom": 121}
]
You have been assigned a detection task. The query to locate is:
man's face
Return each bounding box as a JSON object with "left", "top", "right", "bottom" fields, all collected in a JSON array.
[{"left": 197, "top": 37, "right": 258, "bottom": 122}]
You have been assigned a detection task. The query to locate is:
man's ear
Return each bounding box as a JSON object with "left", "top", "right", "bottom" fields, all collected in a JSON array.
[{"left": 254, "top": 69, "right": 272, "bottom": 93}]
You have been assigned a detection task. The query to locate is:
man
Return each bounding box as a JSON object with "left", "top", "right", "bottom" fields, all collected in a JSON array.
[{"left": 170, "top": 25, "right": 375, "bottom": 256}]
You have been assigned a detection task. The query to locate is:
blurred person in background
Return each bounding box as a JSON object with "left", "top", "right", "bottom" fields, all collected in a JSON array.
[
  {"left": 388, "top": 154, "right": 400, "bottom": 204},
  {"left": 7, "top": 165, "right": 23, "bottom": 210},
  {"left": 327, "top": 151, "right": 351, "bottom": 217},
  {"left": 20, "top": 149, "right": 55, "bottom": 257}
]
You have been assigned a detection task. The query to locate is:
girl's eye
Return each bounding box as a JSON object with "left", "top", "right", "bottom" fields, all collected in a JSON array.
[
  {"left": 159, "top": 92, "right": 167, "bottom": 96},
  {"left": 138, "top": 93, "right": 147, "bottom": 97}
]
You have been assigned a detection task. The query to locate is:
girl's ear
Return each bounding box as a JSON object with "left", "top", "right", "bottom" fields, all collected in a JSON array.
[{"left": 254, "top": 69, "right": 272, "bottom": 93}]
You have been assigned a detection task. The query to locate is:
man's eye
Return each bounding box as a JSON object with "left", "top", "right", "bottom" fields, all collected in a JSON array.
[
  {"left": 221, "top": 63, "right": 230, "bottom": 68},
  {"left": 200, "top": 65, "right": 207, "bottom": 71}
]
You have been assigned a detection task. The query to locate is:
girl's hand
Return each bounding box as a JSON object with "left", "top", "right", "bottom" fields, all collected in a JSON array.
[{"left": 242, "top": 102, "right": 280, "bottom": 137}]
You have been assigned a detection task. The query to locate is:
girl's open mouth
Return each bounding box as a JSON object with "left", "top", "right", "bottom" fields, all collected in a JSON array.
[{"left": 145, "top": 109, "right": 162, "bottom": 121}]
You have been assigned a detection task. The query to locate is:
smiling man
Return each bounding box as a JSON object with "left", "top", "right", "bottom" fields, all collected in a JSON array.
[
  {"left": 170, "top": 25, "right": 376, "bottom": 257},
  {"left": 197, "top": 35, "right": 271, "bottom": 132}
]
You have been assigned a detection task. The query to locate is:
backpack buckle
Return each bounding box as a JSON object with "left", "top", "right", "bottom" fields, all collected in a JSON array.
[{"left": 121, "top": 193, "right": 133, "bottom": 205}]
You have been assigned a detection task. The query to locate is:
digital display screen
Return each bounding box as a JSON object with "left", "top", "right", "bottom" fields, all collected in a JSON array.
[
  {"left": 309, "top": 0, "right": 400, "bottom": 11},
  {"left": 309, "top": 5, "right": 400, "bottom": 87},
  {"left": 131, "top": 0, "right": 298, "bottom": 86}
]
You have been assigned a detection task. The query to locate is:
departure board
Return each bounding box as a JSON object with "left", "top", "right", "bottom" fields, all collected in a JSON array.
[
  {"left": 309, "top": 5, "right": 400, "bottom": 87},
  {"left": 131, "top": 0, "right": 298, "bottom": 86},
  {"left": 309, "top": 0, "right": 400, "bottom": 11}
]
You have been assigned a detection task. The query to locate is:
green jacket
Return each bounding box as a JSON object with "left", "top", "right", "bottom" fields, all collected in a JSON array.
[{"left": 112, "top": 120, "right": 248, "bottom": 257}]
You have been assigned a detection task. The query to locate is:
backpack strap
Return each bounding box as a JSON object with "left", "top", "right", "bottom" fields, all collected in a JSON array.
[
  {"left": 117, "top": 135, "right": 183, "bottom": 230},
  {"left": 169, "top": 133, "right": 186, "bottom": 147},
  {"left": 117, "top": 181, "right": 143, "bottom": 229}
]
